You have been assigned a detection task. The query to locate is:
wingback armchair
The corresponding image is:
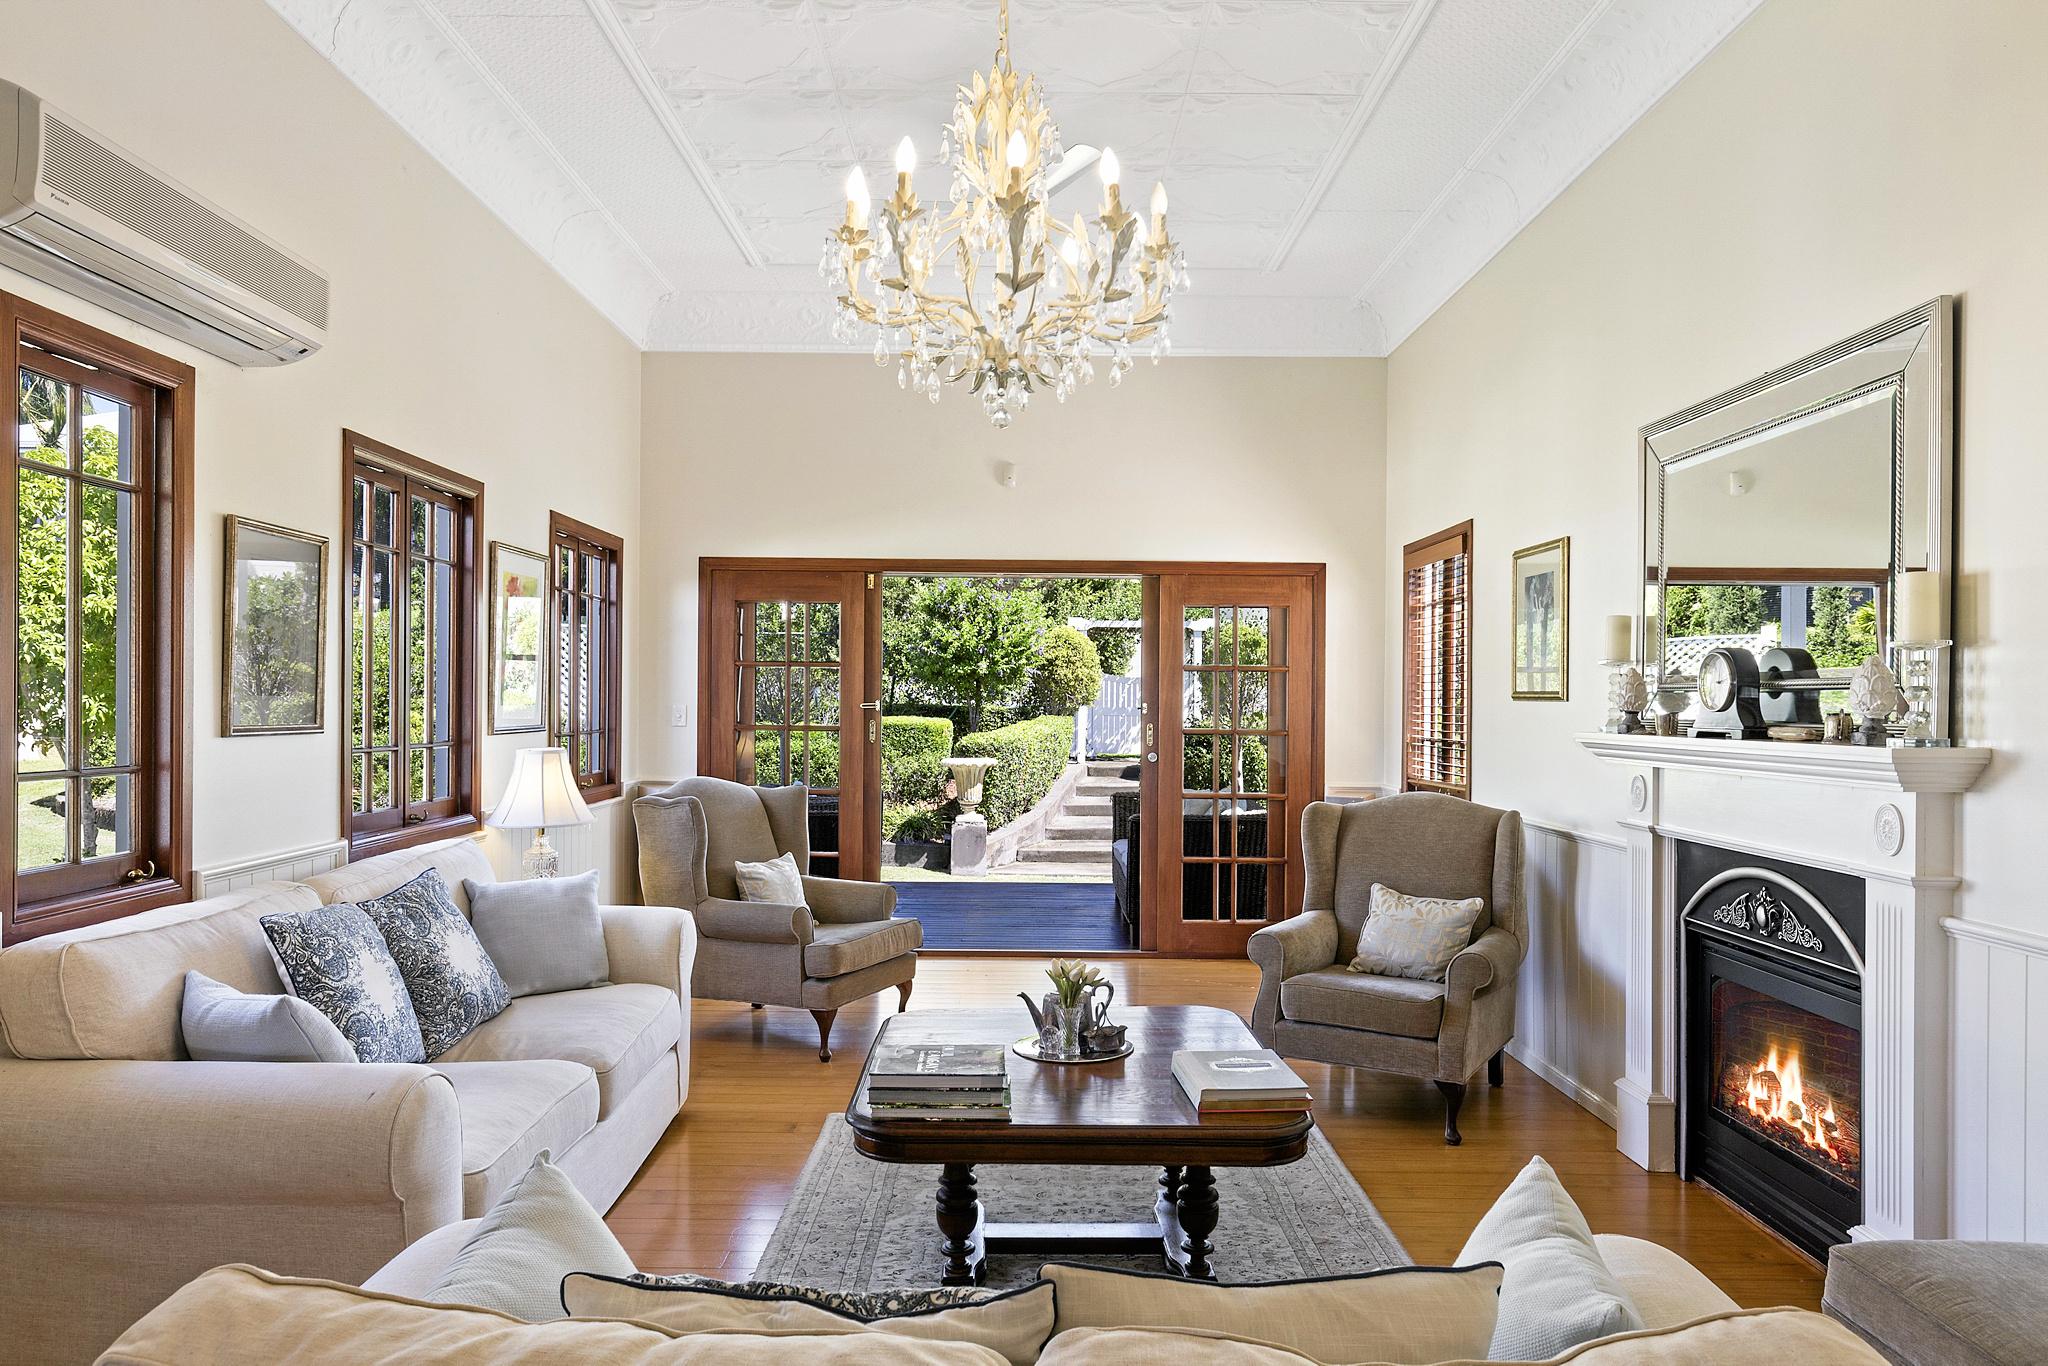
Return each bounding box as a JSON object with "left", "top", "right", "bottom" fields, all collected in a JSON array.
[
  {"left": 1248, "top": 794, "right": 1525, "bottom": 1144},
  {"left": 634, "top": 777, "right": 920, "bottom": 1062}
]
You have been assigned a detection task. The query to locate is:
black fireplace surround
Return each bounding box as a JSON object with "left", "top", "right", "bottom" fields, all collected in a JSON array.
[{"left": 1678, "top": 841, "right": 1864, "bottom": 1261}]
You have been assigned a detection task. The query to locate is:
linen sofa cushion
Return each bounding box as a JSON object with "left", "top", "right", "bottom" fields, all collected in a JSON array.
[
  {"left": 563, "top": 1274, "right": 1054, "bottom": 1366},
  {"left": 1278, "top": 966, "right": 1446, "bottom": 1038},
  {"left": 259, "top": 902, "right": 427, "bottom": 1064},
  {"left": 1036, "top": 1326, "right": 1321, "bottom": 1364},
  {"left": 804, "top": 918, "right": 923, "bottom": 979},
  {"left": 425, "top": 1150, "right": 633, "bottom": 1321},
  {"left": 463, "top": 872, "right": 609, "bottom": 997},
  {"left": 734, "top": 850, "right": 808, "bottom": 907},
  {"left": 0, "top": 881, "right": 315, "bottom": 1060},
  {"left": 1592, "top": 1234, "right": 1737, "bottom": 1329},
  {"left": 301, "top": 834, "right": 496, "bottom": 917},
  {"left": 1822, "top": 1237, "right": 2048, "bottom": 1366},
  {"left": 432, "top": 981, "right": 680, "bottom": 1117},
  {"left": 1457, "top": 1155, "right": 1644, "bottom": 1360},
  {"left": 102, "top": 1265, "right": 1014, "bottom": 1365},
  {"left": 428, "top": 1061, "right": 600, "bottom": 1214},
  {"left": 179, "top": 970, "right": 356, "bottom": 1063},
  {"left": 1039, "top": 1261, "right": 1504, "bottom": 1364},
  {"left": 1349, "top": 883, "right": 1485, "bottom": 981},
  {"left": 1540, "top": 1307, "right": 1885, "bottom": 1362},
  {"left": 358, "top": 868, "right": 510, "bottom": 1056}
]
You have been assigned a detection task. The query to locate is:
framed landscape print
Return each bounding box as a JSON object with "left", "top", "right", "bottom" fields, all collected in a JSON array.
[
  {"left": 223, "top": 517, "right": 328, "bottom": 735},
  {"left": 490, "top": 542, "right": 547, "bottom": 733},
  {"left": 1511, "top": 536, "right": 1569, "bottom": 700}
]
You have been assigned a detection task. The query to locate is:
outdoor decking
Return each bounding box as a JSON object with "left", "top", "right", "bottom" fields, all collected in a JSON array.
[{"left": 893, "top": 880, "right": 1133, "bottom": 951}]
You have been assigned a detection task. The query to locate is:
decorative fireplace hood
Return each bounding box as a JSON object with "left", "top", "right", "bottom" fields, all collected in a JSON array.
[{"left": 1576, "top": 732, "right": 1991, "bottom": 1244}]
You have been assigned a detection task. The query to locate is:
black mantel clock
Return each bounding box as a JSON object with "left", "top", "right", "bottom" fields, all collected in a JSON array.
[{"left": 1689, "top": 646, "right": 1768, "bottom": 739}]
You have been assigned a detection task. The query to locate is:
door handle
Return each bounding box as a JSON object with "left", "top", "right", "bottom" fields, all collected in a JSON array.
[{"left": 858, "top": 701, "right": 882, "bottom": 711}]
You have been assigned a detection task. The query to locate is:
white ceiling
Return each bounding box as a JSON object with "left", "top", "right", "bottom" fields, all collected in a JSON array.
[{"left": 268, "top": 0, "right": 1758, "bottom": 354}]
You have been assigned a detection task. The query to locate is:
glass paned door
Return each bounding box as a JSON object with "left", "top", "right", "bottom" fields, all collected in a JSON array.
[
  {"left": 1153, "top": 573, "right": 1317, "bottom": 955},
  {"left": 704, "top": 568, "right": 872, "bottom": 881}
]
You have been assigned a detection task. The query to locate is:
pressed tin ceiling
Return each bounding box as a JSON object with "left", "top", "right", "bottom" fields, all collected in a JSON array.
[{"left": 267, "top": 0, "right": 1759, "bottom": 354}]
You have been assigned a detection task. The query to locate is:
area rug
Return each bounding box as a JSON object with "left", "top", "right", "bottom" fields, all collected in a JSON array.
[{"left": 753, "top": 1116, "right": 1409, "bottom": 1290}]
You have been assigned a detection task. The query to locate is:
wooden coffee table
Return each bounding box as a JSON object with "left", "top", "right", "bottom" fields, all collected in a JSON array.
[{"left": 845, "top": 1005, "right": 1314, "bottom": 1285}]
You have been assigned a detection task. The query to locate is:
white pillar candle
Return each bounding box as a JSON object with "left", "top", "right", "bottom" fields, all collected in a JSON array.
[
  {"left": 1603, "top": 614, "right": 1634, "bottom": 662},
  {"left": 1895, "top": 569, "right": 1943, "bottom": 644}
]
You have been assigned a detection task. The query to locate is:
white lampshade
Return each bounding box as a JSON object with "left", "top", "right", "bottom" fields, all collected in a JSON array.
[{"left": 486, "top": 748, "right": 593, "bottom": 830}]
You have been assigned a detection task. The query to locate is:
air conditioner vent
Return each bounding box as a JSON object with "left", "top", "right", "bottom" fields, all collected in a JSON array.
[{"left": 41, "top": 115, "right": 329, "bottom": 331}]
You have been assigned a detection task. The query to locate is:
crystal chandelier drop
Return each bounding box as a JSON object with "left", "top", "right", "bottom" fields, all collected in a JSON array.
[{"left": 821, "top": 0, "right": 1188, "bottom": 428}]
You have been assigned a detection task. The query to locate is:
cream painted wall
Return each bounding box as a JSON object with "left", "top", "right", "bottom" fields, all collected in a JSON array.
[
  {"left": 637, "top": 354, "right": 1386, "bottom": 789},
  {"left": 2, "top": 0, "right": 643, "bottom": 886}
]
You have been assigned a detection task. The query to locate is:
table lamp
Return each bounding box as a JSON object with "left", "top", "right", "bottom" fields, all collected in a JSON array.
[{"left": 486, "top": 747, "right": 593, "bottom": 878}]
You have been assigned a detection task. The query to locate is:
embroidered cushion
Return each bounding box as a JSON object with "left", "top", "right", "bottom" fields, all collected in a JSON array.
[
  {"left": 1348, "top": 882, "right": 1486, "bottom": 981},
  {"left": 733, "top": 850, "right": 808, "bottom": 908},
  {"left": 179, "top": 969, "right": 357, "bottom": 1063},
  {"left": 359, "top": 867, "right": 510, "bottom": 1057},
  {"left": 258, "top": 903, "right": 426, "bottom": 1063}
]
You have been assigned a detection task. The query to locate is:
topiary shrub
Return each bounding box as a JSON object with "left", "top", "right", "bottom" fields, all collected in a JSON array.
[
  {"left": 881, "top": 715, "right": 952, "bottom": 804},
  {"left": 955, "top": 713, "right": 1075, "bottom": 830},
  {"left": 1024, "top": 624, "right": 1102, "bottom": 717}
]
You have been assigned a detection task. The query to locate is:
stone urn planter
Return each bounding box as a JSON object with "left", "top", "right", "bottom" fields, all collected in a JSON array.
[
  {"left": 945, "top": 757, "right": 999, "bottom": 816},
  {"left": 944, "top": 757, "right": 1000, "bottom": 876}
]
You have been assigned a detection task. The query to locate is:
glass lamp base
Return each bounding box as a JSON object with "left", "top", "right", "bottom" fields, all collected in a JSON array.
[{"left": 521, "top": 831, "right": 560, "bottom": 879}]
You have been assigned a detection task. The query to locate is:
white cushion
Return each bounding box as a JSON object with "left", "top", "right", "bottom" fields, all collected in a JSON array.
[
  {"left": 1349, "top": 882, "right": 1485, "bottom": 981},
  {"left": 464, "top": 872, "right": 609, "bottom": 997},
  {"left": 1457, "top": 1155, "right": 1645, "bottom": 1359},
  {"left": 179, "top": 970, "right": 356, "bottom": 1063},
  {"left": 424, "top": 1150, "right": 635, "bottom": 1321},
  {"left": 733, "top": 850, "right": 807, "bottom": 907}
]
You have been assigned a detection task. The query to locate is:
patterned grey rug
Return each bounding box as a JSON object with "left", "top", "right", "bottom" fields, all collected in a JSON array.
[{"left": 755, "top": 1117, "right": 1409, "bottom": 1290}]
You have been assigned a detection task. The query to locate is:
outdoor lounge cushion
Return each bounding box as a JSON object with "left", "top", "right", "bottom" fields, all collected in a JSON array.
[
  {"left": 1278, "top": 966, "right": 1446, "bottom": 1038},
  {"left": 804, "top": 919, "right": 923, "bottom": 979},
  {"left": 427, "top": 1061, "right": 600, "bottom": 1215},
  {"left": 431, "top": 982, "right": 679, "bottom": 1117},
  {"left": 1823, "top": 1238, "right": 2048, "bottom": 1364}
]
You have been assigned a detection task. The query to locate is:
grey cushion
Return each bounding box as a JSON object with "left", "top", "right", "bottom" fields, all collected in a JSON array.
[
  {"left": 1279, "top": 966, "right": 1445, "bottom": 1038},
  {"left": 259, "top": 902, "right": 427, "bottom": 1063},
  {"left": 359, "top": 867, "right": 511, "bottom": 1057},
  {"left": 424, "top": 1150, "right": 635, "bottom": 1322},
  {"left": 1456, "top": 1155, "right": 1644, "bottom": 1359},
  {"left": 804, "top": 918, "right": 923, "bottom": 979},
  {"left": 463, "top": 872, "right": 609, "bottom": 997},
  {"left": 178, "top": 970, "right": 356, "bottom": 1063},
  {"left": 1824, "top": 1239, "right": 2048, "bottom": 1365}
]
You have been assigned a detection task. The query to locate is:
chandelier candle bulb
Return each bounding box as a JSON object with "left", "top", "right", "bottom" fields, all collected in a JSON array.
[
  {"left": 1150, "top": 181, "right": 1168, "bottom": 240},
  {"left": 844, "top": 166, "right": 870, "bottom": 230}
]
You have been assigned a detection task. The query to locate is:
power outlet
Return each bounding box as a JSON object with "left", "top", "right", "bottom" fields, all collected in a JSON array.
[{"left": 671, "top": 705, "right": 689, "bottom": 727}]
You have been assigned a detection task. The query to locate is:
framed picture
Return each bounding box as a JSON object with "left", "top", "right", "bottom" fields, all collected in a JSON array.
[
  {"left": 1511, "top": 536, "right": 1569, "bottom": 700},
  {"left": 490, "top": 542, "right": 548, "bottom": 733},
  {"left": 223, "top": 517, "right": 328, "bottom": 735}
]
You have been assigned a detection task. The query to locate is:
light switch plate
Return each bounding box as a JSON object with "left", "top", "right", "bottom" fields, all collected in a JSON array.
[{"left": 671, "top": 705, "right": 689, "bottom": 727}]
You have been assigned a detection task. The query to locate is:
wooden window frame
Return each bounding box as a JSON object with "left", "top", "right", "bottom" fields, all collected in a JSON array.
[
  {"left": 340, "top": 431, "right": 484, "bottom": 860},
  {"left": 547, "top": 511, "right": 623, "bottom": 803},
  {"left": 3, "top": 289, "right": 194, "bottom": 942},
  {"left": 1402, "top": 520, "right": 1472, "bottom": 799}
]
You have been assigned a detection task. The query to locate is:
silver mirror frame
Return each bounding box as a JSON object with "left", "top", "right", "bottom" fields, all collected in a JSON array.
[{"left": 1636, "top": 297, "right": 1954, "bottom": 738}]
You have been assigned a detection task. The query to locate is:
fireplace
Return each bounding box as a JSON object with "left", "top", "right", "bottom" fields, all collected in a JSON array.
[{"left": 1680, "top": 842, "right": 1864, "bottom": 1260}]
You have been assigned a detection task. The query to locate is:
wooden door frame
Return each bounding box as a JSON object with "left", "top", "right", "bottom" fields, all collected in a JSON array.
[{"left": 698, "top": 558, "right": 1327, "bottom": 954}]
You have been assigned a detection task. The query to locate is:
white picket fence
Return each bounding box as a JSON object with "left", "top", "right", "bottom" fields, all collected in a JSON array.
[{"left": 1083, "top": 675, "right": 1144, "bottom": 758}]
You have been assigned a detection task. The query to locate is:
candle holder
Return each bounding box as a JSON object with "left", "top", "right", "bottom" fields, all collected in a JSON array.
[
  {"left": 1891, "top": 639, "right": 1951, "bottom": 747},
  {"left": 1602, "top": 659, "right": 1648, "bottom": 734}
]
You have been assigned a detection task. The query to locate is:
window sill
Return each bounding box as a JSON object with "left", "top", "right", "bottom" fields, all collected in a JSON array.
[
  {"left": 6, "top": 875, "right": 190, "bottom": 942},
  {"left": 579, "top": 781, "right": 623, "bottom": 806},
  {"left": 348, "top": 814, "right": 482, "bottom": 863}
]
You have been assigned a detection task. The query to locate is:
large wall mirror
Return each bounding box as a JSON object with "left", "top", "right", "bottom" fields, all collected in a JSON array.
[{"left": 1638, "top": 298, "right": 1954, "bottom": 737}]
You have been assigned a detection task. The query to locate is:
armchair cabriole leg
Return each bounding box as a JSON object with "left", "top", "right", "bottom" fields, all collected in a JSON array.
[
  {"left": 751, "top": 1003, "right": 764, "bottom": 1010},
  {"left": 1436, "top": 1080, "right": 1467, "bottom": 1146},
  {"left": 812, "top": 1009, "right": 838, "bottom": 1062},
  {"left": 1489, "top": 1050, "right": 1505, "bottom": 1087},
  {"left": 897, "top": 980, "right": 913, "bottom": 1012}
]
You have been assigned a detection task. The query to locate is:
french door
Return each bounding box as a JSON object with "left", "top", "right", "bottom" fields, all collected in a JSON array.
[
  {"left": 1152, "top": 573, "right": 1317, "bottom": 956},
  {"left": 700, "top": 568, "right": 874, "bottom": 880}
]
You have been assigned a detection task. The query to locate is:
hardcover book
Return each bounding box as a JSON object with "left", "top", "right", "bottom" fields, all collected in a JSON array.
[
  {"left": 1171, "top": 1049, "right": 1312, "bottom": 1111},
  {"left": 867, "top": 1042, "right": 1008, "bottom": 1089}
]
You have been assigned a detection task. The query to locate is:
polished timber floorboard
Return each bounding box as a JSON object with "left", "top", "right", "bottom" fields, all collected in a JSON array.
[
  {"left": 890, "top": 881, "right": 1134, "bottom": 951},
  {"left": 609, "top": 958, "right": 1823, "bottom": 1311}
]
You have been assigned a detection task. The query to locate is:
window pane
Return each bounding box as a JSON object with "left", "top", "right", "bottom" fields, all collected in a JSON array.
[
  {"left": 18, "top": 370, "right": 68, "bottom": 468},
  {"left": 576, "top": 597, "right": 591, "bottom": 738},
  {"left": 370, "top": 751, "right": 394, "bottom": 811},
  {"left": 435, "top": 503, "right": 454, "bottom": 559},
  {"left": 753, "top": 602, "right": 787, "bottom": 662},
  {"left": 432, "top": 745, "right": 452, "bottom": 801},
  {"left": 352, "top": 753, "right": 368, "bottom": 815},
  {"left": 1237, "top": 671, "right": 1275, "bottom": 730},
  {"left": 409, "top": 495, "right": 428, "bottom": 557},
  {"left": 351, "top": 547, "right": 367, "bottom": 745},
  {"left": 79, "top": 484, "right": 135, "bottom": 768},
  {"left": 18, "top": 467, "right": 70, "bottom": 770},
  {"left": 352, "top": 477, "right": 366, "bottom": 541},
  {"left": 1237, "top": 607, "right": 1270, "bottom": 666},
  {"left": 807, "top": 603, "right": 839, "bottom": 661},
  {"left": 1184, "top": 607, "right": 1218, "bottom": 665},
  {"left": 432, "top": 561, "right": 453, "bottom": 742},
  {"left": 556, "top": 595, "right": 577, "bottom": 735},
  {"left": 407, "top": 558, "right": 428, "bottom": 746},
  {"left": 369, "top": 550, "right": 394, "bottom": 746},
  {"left": 82, "top": 774, "right": 133, "bottom": 860},
  {"left": 78, "top": 390, "right": 132, "bottom": 481},
  {"left": 808, "top": 667, "right": 839, "bottom": 727},
  {"left": 1235, "top": 863, "right": 1271, "bottom": 922},
  {"left": 372, "top": 485, "right": 396, "bottom": 547},
  {"left": 409, "top": 746, "right": 428, "bottom": 804},
  {"left": 17, "top": 774, "right": 67, "bottom": 870},
  {"left": 754, "top": 667, "right": 786, "bottom": 725}
]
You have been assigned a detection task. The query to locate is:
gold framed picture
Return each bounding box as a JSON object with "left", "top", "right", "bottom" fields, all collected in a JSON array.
[
  {"left": 1511, "top": 536, "right": 1569, "bottom": 700},
  {"left": 489, "top": 542, "right": 548, "bottom": 734},
  {"left": 223, "top": 517, "right": 329, "bottom": 735}
]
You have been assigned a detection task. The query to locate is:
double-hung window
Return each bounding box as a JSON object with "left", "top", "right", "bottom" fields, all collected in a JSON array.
[
  {"left": 548, "top": 512, "right": 621, "bottom": 801},
  {"left": 1402, "top": 521, "right": 1472, "bottom": 798},
  {"left": 343, "top": 432, "right": 482, "bottom": 855}
]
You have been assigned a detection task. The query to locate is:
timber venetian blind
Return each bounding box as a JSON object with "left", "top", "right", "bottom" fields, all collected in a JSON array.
[{"left": 1403, "top": 522, "right": 1472, "bottom": 797}]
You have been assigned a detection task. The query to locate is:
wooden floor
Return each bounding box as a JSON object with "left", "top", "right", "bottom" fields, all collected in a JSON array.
[
  {"left": 610, "top": 957, "right": 1822, "bottom": 1310},
  {"left": 893, "top": 881, "right": 1134, "bottom": 951}
]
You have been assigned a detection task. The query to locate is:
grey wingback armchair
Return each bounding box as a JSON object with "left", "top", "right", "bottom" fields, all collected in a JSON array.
[
  {"left": 634, "top": 777, "right": 920, "bottom": 1062},
  {"left": 1248, "top": 793, "right": 1525, "bottom": 1144}
]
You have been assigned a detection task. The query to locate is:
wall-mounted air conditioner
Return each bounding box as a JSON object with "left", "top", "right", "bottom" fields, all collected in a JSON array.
[{"left": 0, "top": 78, "right": 327, "bottom": 366}]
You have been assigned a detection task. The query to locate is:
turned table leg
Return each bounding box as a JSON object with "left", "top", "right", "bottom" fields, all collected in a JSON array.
[
  {"left": 1175, "top": 1165, "right": 1219, "bottom": 1280},
  {"left": 936, "top": 1163, "right": 983, "bottom": 1286}
]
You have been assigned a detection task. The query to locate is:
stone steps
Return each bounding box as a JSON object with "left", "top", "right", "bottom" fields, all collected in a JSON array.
[
  {"left": 1062, "top": 796, "right": 1113, "bottom": 817},
  {"left": 1044, "top": 816, "right": 1107, "bottom": 841},
  {"left": 1016, "top": 839, "right": 1114, "bottom": 862}
]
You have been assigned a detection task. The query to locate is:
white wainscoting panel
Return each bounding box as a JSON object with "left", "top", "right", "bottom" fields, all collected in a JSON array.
[
  {"left": 1947, "top": 916, "right": 2048, "bottom": 1242},
  {"left": 195, "top": 839, "right": 350, "bottom": 898},
  {"left": 1510, "top": 821, "right": 1630, "bottom": 1127}
]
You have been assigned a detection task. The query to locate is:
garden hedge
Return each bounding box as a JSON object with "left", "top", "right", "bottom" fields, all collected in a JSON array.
[
  {"left": 955, "top": 713, "right": 1075, "bottom": 830},
  {"left": 881, "top": 715, "right": 952, "bottom": 803},
  {"left": 750, "top": 730, "right": 840, "bottom": 790}
]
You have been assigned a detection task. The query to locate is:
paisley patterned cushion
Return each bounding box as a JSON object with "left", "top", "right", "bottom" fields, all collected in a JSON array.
[
  {"left": 259, "top": 903, "right": 427, "bottom": 1063},
  {"left": 1348, "top": 882, "right": 1486, "bottom": 981},
  {"left": 359, "top": 867, "right": 510, "bottom": 1057}
]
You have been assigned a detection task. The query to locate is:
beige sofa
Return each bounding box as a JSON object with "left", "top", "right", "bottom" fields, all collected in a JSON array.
[{"left": 0, "top": 836, "right": 696, "bottom": 1366}]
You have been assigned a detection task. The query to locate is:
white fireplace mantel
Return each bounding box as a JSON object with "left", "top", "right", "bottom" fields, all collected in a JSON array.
[{"left": 1575, "top": 732, "right": 1993, "bottom": 1244}]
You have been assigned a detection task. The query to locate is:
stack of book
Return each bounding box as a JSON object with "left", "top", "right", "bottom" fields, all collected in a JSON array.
[
  {"left": 865, "top": 1042, "right": 1011, "bottom": 1121},
  {"left": 1172, "top": 1049, "right": 1313, "bottom": 1114}
]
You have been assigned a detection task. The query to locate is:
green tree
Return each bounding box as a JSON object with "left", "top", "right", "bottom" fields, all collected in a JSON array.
[
  {"left": 1024, "top": 624, "right": 1102, "bottom": 716},
  {"left": 895, "top": 576, "right": 1047, "bottom": 731},
  {"left": 1805, "top": 586, "right": 1879, "bottom": 669},
  {"left": 1030, "top": 577, "right": 1143, "bottom": 674}
]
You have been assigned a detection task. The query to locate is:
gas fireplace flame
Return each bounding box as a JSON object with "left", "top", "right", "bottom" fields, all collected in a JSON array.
[{"left": 1741, "top": 1042, "right": 1846, "bottom": 1158}]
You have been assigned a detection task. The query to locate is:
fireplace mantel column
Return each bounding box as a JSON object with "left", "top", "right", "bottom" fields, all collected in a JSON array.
[{"left": 1615, "top": 764, "right": 1676, "bottom": 1171}]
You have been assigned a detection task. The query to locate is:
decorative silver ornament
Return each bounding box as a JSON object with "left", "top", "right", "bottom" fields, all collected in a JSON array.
[
  {"left": 1609, "top": 665, "right": 1649, "bottom": 714},
  {"left": 1848, "top": 656, "right": 1902, "bottom": 722}
]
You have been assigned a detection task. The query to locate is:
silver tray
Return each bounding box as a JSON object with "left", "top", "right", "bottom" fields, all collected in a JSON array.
[{"left": 1011, "top": 1034, "right": 1134, "bottom": 1065}]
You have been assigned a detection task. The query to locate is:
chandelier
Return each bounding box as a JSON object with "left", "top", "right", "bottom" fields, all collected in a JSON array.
[{"left": 822, "top": 0, "right": 1189, "bottom": 428}]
